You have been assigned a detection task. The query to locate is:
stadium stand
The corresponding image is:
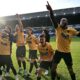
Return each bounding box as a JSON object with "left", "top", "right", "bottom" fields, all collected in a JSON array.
[{"left": 0, "top": 7, "right": 80, "bottom": 36}]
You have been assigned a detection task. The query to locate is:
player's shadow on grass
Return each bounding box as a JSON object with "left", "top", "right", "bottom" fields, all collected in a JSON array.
[
  {"left": 4, "top": 76, "right": 15, "bottom": 80},
  {"left": 23, "top": 75, "right": 33, "bottom": 80},
  {"left": 47, "top": 71, "right": 68, "bottom": 80},
  {"left": 58, "top": 74, "right": 68, "bottom": 80}
]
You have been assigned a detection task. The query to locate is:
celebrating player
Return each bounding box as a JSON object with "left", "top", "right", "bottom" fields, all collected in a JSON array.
[
  {"left": 26, "top": 27, "right": 38, "bottom": 75},
  {"left": 36, "top": 34, "right": 54, "bottom": 80},
  {"left": 46, "top": 1, "right": 80, "bottom": 80},
  {"left": 14, "top": 14, "right": 27, "bottom": 76},
  {"left": 0, "top": 26, "right": 18, "bottom": 80}
]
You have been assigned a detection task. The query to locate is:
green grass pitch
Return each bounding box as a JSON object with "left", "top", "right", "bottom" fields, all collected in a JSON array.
[{"left": 10, "top": 37, "right": 80, "bottom": 80}]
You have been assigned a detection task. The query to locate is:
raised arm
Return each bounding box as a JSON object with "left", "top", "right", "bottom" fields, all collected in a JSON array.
[
  {"left": 46, "top": 1, "right": 58, "bottom": 29},
  {"left": 16, "top": 14, "right": 23, "bottom": 31}
]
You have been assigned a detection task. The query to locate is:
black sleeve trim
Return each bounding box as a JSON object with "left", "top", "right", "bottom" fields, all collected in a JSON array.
[{"left": 49, "top": 10, "right": 58, "bottom": 29}]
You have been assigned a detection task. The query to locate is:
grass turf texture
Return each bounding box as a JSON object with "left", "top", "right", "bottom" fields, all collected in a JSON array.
[{"left": 10, "top": 37, "right": 80, "bottom": 80}]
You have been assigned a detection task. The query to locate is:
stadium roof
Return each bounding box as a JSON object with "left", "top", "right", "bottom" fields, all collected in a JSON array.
[{"left": 0, "top": 7, "right": 80, "bottom": 21}]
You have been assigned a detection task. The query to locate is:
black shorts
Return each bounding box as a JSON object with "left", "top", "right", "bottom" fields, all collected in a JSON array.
[
  {"left": 16, "top": 46, "right": 26, "bottom": 57},
  {"left": 40, "top": 61, "right": 52, "bottom": 70},
  {"left": 52, "top": 50, "right": 73, "bottom": 67},
  {"left": 29, "top": 50, "right": 37, "bottom": 59},
  {"left": 0, "top": 55, "right": 13, "bottom": 67}
]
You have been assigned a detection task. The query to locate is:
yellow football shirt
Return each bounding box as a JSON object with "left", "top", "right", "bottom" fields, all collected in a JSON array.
[
  {"left": 14, "top": 31, "right": 25, "bottom": 46},
  {"left": 38, "top": 42, "right": 54, "bottom": 61},
  {"left": 0, "top": 33, "right": 10, "bottom": 55},
  {"left": 56, "top": 25, "right": 79, "bottom": 53},
  {"left": 26, "top": 34, "right": 39, "bottom": 50}
]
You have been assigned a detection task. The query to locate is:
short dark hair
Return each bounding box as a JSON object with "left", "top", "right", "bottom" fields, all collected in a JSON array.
[{"left": 40, "top": 34, "right": 45, "bottom": 38}]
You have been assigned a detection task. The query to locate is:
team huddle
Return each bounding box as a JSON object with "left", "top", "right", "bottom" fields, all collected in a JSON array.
[{"left": 0, "top": 1, "right": 80, "bottom": 80}]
